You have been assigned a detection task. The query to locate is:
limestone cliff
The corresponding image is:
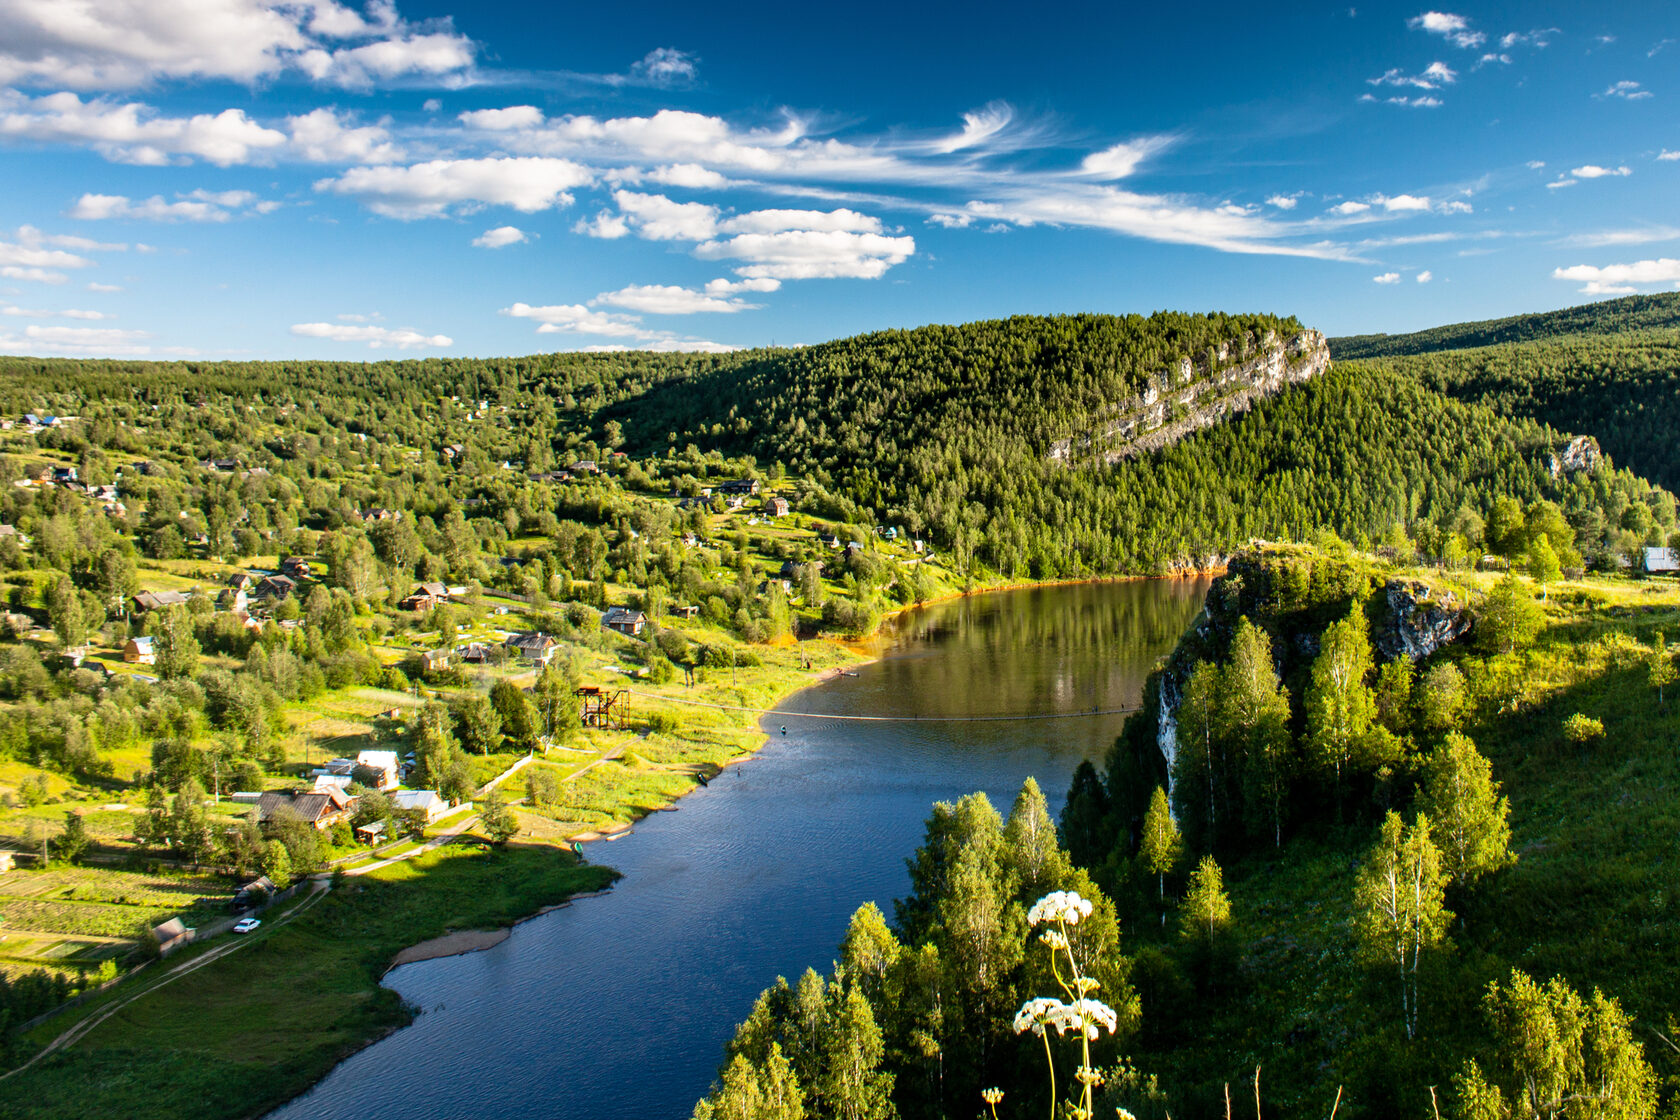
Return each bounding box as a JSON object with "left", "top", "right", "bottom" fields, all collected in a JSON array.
[{"left": 1049, "top": 328, "right": 1330, "bottom": 465}]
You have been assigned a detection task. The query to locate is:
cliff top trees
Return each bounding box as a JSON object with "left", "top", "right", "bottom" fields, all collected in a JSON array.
[{"left": 1305, "top": 608, "right": 1378, "bottom": 819}]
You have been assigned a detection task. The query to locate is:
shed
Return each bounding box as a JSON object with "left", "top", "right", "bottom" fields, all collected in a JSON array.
[
  {"left": 601, "top": 608, "right": 648, "bottom": 637},
  {"left": 354, "top": 819, "right": 388, "bottom": 844},
  {"left": 152, "top": 917, "right": 195, "bottom": 956},
  {"left": 421, "top": 648, "right": 452, "bottom": 673},
  {"left": 1647, "top": 546, "right": 1679, "bottom": 575},
  {"left": 124, "top": 636, "right": 156, "bottom": 665},
  {"left": 391, "top": 789, "right": 449, "bottom": 822}
]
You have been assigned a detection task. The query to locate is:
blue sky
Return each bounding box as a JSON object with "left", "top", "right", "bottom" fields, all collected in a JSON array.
[{"left": 0, "top": 0, "right": 1675, "bottom": 358}]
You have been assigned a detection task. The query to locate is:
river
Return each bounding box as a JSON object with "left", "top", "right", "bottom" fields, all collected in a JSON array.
[{"left": 267, "top": 578, "right": 1209, "bottom": 1120}]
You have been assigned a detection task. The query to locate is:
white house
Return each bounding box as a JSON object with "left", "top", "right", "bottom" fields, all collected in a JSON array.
[
  {"left": 1647, "top": 546, "right": 1679, "bottom": 575},
  {"left": 356, "top": 750, "right": 401, "bottom": 791},
  {"left": 391, "top": 789, "right": 450, "bottom": 821}
]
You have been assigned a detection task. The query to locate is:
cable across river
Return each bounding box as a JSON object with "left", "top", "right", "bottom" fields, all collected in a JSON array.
[{"left": 626, "top": 689, "right": 1142, "bottom": 723}]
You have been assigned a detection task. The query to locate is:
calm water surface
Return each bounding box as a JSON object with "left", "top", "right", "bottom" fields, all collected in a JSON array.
[{"left": 268, "top": 579, "right": 1208, "bottom": 1120}]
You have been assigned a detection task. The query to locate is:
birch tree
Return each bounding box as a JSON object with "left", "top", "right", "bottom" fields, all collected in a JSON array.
[{"left": 1354, "top": 810, "right": 1451, "bottom": 1039}]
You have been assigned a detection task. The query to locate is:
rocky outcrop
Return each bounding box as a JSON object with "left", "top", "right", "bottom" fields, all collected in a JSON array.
[
  {"left": 1049, "top": 328, "right": 1330, "bottom": 465},
  {"left": 1548, "top": 435, "right": 1602, "bottom": 477},
  {"left": 1374, "top": 579, "right": 1472, "bottom": 661}
]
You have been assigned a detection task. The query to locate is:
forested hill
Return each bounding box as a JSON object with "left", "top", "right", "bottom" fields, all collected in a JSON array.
[
  {"left": 1329, "top": 291, "right": 1680, "bottom": 359},
  {"left": 1, "top": 307, "right": 1672, "bottom": 578}
]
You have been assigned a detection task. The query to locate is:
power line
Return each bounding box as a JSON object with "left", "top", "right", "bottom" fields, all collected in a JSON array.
[{"left": 626, "top": 689, "right": 1141, "bottom": 723}]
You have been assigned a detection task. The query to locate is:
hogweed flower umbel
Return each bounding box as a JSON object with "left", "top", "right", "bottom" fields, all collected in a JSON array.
[{"left": 1013, "top": 890, "right": 1119, "bottom": 1119}]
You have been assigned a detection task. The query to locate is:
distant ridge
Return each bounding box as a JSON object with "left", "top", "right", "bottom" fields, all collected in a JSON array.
[{"left": 1330, "top": 291, "right": 1680, "bottom": 359}]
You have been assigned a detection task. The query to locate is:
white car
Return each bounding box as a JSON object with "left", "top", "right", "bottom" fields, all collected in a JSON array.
[{"left": 232, "top": 917, "right": 261, "bottom": 934}]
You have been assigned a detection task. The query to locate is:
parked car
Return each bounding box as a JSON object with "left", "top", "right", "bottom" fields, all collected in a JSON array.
[{"left": 232, "top": 917, "right": 261, "bottom": 934}]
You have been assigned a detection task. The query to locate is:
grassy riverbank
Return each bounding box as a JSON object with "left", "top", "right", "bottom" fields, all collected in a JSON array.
[{"left": 2, "top": 843, "right": 615, "bottom": 1120}]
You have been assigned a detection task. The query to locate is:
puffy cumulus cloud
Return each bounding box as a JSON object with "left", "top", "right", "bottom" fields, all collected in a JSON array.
[
  {"left": 1329, "top": 200, "right": 1372, "bottom": 215},
  {"left": 0, "top": 90, "right": 285, "bottom": 165},
  {"left": 290, "top": 321, "right": 453, "bottom": 349},
  {"left": 593, "top": 284, "right": 757, "bottom": 315},
  {"left": 458, "top": 105, "right": 545, "bottom": 131},
  {"left": 314, "top": 156, "right": 593, "bottom": 218},
  {"left": 0, "top": 324, "right": 151, "bottom": 354},
  {"left": 1408, "top": 11, "right": 1485, "bottom": 49},
  {"left": 1378, "top": 193, "right": 1432, "bottom": 211},
  {"left": 607, "top": 190, "right": 720, "bottom": 240},
  {"left": 573, "top": 210, "right": 629, "bottom": 239},
  {"left": 1416, "top": 270, "right": 1433, "bottom": 283},
  {"left": 647, "top": 163, "right": 729, "bottom": 189},
  {"left": 67, "top": 190, "right": 273, "bottom": 221},
  {"left": 472, "top": 225, "right": 529, "bottom": 248},
  {"left": 0, "top": 0, "right": 475, "bottom": 90},
  {"left": 1553, "top": 258, "right": 1680, "bottom": 295},
  {"left": 1078, "top": 135, "right": 1176, "bottom": 180},
  {"left": 11, "top": 224, "right": 125, "bottom": 251},
  {"left": 1266, "top": 194, "right": 1300, "bottom": 210},
  {"left": 628, "top": 47, "right": 698, "bottom": 88},
  {"left": 705, "top": 277, "right": 780, "bottom": 296},
  {"left": 694, "top": 229, "right": 916, "bottom": 280},
  {"left": 287, "top": 107, "right": 402, "bottom": 163},
  {"left": 1373, "top": 272, "right": 1402, "bottom": 284},
  {"left": 1570, "top": 164, "right": 1631, "bottom": 178},
  {"left": 1600, "top": 81, "right": 1653, "bottom": 101},
  {"left": 1660, "top": 150, "right": 1680, "bottom": 161},
  {"left": 502, "top": 301, "right": 643, "bottom": 337}
]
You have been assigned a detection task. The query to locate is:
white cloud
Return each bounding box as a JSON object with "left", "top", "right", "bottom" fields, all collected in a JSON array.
[
  {"left": 0, "top": 237, "right": 95, "bottom": 284},
  {"left": 290, "top": 322, "right": 453, "bottom": 349},
  {"left": 0, "top": 324, "right": 150, "bottom": 354},
  {"left": 931, "top": 102, "right": 1014, "bottom": 155},
  {"left": 2, "top": 304, "right": 109, "bottom": 319},
  {"left": 472, "top": 225, "right": 529, "bottom": 249},
  {"left": 1500, "top": 28, "right": 1559, "bottom": 50},
  {"left": 314, "top": 156, "right": 593, "bottom": 218},
  {"left": 1266, "top": 194, "right": 1299, "bottom": 210},
  {"left": 85, "top": 281, "right": 121, "bottom": 292},
  {"left": 67, "top": 191, "right": 271, "bottom": 222},
  {"left": 574, "top": 210, "right": 629, "bottom": 239},
  {"left": 1553, "top": 258, "right": 1680, "bottom": 294},
  {"left": 693, "top": 229, "right": 916, "bottom": 280},
  {"left": 1526, "top": 160, "right": 1546, "bottom": 169},
  {"left": 1570, "top": 164, "right": 1632, "bottom": 178},
  {"left": 1600, "top": 81, "right": 1653, "bottom": 101},
  {"left": 1377, "top": 194, "right": 1432, "bottom": 211},
  {"left": 0, "top": 90, "right": 286, "bottom": 165},
  {"left": 647, "top": 163, "right": 729, "bottom": 190},
  {"left": 1416, "top": 270, "right": 1433, "bottom": 283},
  {"left": 1330, "top": 200, "right": 1372, "bottom": 215},
  {"left": 1546, "top": 178, "right": 1577, "bottom": 189},
  {"left": 628, "top": 48, "right": 698, "bottom": 88},
  {"left": 705, "top": 277, "right": 780, "bottom": 296},
  {"left": 1078, "top": 135, "right": 1175, "bottom": 179},
  {"left": 1369, "top": 61, "right": 1457, "bottom": 89},
  {"left": 288, "top": 107, "right": 401, "bottom": 163},
  {"left": 458, "top": 105, "right": 544, "bottom": 131},
  {"left": 1659, "top": 150, "right": 1680, "bottom": 161},
  {"left": 0, "top": 0, "right": 475, "bottom": 90},
  {"left": 718, "top": 208, "right": 882, "bottom": 236},
  {"left": 593, "top": 284, "right": 757, "bottom": 315},
  {"left": 1440, "top": 200, "right": 1473, "bottom": 214},
  {"left": 608, "top": 190, "right": 720, "bottom": 240},
  {"left": 1409, "top": 11, "right": 1485, "bottom": 49},
  {"left": 1559, "top": 227, "right": 1680, "bottom": 248},
  {"left": 501, "top": 301, "right": 648, "bottom": 338},
  {"left": 1362, "top": 92, "right": 1445, "bottom": 108},
  {"left": 1373, "top": 271, "right": 1402, "bottom": 283}
]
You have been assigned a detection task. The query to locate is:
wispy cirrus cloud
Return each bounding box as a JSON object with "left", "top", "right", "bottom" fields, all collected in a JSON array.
[{"left": 68, "top": 189, "right": 277, "bottom": 222}]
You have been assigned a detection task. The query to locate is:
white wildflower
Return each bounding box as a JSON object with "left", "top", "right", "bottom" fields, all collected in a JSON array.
[
  {"left": 1013, "top": 997, "right": 1065, "bottom": 1036},
  {"left": 1040, "top": 928, "right": 1069, "bottom": 950},
  {"left": 1027, "top": 890, "right": 1095, "bottom": 926}
]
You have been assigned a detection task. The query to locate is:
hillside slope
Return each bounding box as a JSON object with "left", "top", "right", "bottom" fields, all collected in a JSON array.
[{"left": 1330, "top": 291, "right": 1680, "bottom": 358}]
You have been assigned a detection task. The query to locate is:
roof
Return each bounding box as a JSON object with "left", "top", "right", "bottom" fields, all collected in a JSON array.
[
  {"left": 153, "top": 917, "right": 192, "bottom": 941},
  {"left": 391, "top": 789, "right": 443, "bottom": 810},
  {"left": 506, "top": 631, "right": 558, "bottom": 652},
  {"left": 602, "top": 608, "right": 646, "bottom": 625},
  {"left": 127, "top": 636, "right": 154, "bottom": 652},
  {"left": 1648, "top": 546, "right": 1679, "bottom": 573},
  {"left": 134, "top": 590, "right": 192, "bottom": 610},
  {"left": 256, "top": 788, "right": 350, "bottom": 823},
  {"left": 415, "top": 581, "right": 448, "bottom": 597},
  {"left": 357, "top": 750, "right": 399, "bottom": 770}
]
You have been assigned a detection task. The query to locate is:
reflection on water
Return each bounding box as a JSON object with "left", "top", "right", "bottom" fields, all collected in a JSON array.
[{"left": 266, "top": 579, "right": 1208, "bottom": 1120}]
